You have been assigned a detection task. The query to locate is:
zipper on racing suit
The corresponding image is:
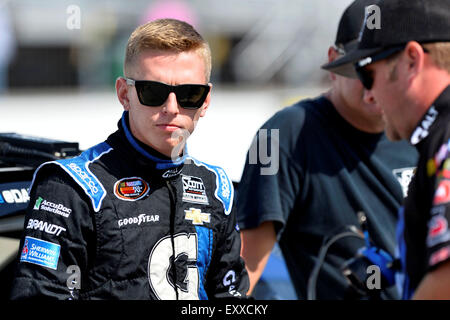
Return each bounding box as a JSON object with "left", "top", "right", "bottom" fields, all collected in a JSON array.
[{"left": 165, "top": 180, "right": 179, "bottom": 300}]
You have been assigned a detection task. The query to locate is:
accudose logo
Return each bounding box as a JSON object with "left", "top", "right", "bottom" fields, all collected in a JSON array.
[{"left": 33, "top": 197, "right": 72, "bottom": 218}]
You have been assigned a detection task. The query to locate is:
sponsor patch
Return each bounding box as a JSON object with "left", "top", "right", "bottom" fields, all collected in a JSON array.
[
  {"left": 68, "top": 162, "right": 100, "bottom": 195},
  {"left": 162, "top": 167, "right": 183, "bottom": 179},
  {"left": 184, "top": 208, "right": 210, "bottom": 225},
  {"left": 118, "top": 213, "right": 159, "bottom": 227},
  {"left": 427, "top": 215, "right": 450, "bottom": 247},
  {"left": 392, "top": 167, "right": 415, "bottom": 197},
  {"left": 433, "top": 179, "right": 450, "bottom": 205},
  {"left": 114, "top": 177, "right": 149, "bottom": 201},
  {"left": 429, "top": 246, "right": 450, "bottom": 267},
  {"left": 182, "top": 175, "right": 209, "bottom": 205},
  {"left": 20, "top": 236, "right": 61, "bottom": 270},
  {"left": 26, "top": 219, "right": 66, "bottom": 236},
  {"left": 33, "top": 196, "right": 72, "bottom": 218},
  {"left": 410, "top": 106, "right": 438, "bottom": 145},
  {"left": 428, "top": 140, "right": 450, "bottom": 177}
]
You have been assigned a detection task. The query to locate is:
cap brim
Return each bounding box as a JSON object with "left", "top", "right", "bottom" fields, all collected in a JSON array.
[{"left": 321, "top": 47, "right": 380, "bottom": 78}]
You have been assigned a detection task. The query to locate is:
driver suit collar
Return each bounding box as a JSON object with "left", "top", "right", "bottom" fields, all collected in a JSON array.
[
  {"left": 119, "top": 111, "right": 187, "bottom": 173},
  {"left": 409, "top": 85, "right": 450, "bottom": 146}
]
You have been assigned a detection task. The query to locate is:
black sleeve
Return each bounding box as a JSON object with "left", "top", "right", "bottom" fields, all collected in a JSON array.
[
  {"left": 206, "top": 203, "right": 250, "bottom": 299},
  {"left": 236, "top": 129, "right": 303, "bottom": 236},
  {"left": 10, "top": 165, "right": 95, "bottom": 300}
]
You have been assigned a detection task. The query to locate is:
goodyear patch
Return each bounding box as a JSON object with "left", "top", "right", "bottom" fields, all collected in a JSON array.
[
  {"left": 20, "top": 236, "right": 61, "bottom": 270},
  {"left": 114, "top": 177, "right": 149, "bottom": 201}
]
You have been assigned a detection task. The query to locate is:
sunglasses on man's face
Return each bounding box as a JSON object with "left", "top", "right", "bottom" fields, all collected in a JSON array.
[
  {"left": 354, "top": 45, "right": 406, "bottom": 90},
  {"left": 125, "top": 78, "right": 210, "bottom": 109}
]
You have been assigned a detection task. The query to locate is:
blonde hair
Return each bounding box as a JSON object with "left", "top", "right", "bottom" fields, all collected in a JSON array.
[
  {"left": 423, "top": 42, "right": 450, "bottom": 74},
  {"left": 124, "top": 19, "right": 212, "bottom": 81},
  {"left": 386, "top": 42, "right": 450, "bottom": 81}
]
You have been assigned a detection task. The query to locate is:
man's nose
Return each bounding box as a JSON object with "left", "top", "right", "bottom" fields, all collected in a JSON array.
[
  {"left": 162, "top": 92, "right": 180, "bottom": 114},
  {"left": 363, "top": 88, "right": 376, "bottom": 105}
]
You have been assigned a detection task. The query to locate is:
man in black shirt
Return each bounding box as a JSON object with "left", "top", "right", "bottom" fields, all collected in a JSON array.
[
  {"left": 237, "top": 0, "right": 418, "bottom": 300},
  {"left": 329, "top": 0, "right": 450, "bottom": 299}
]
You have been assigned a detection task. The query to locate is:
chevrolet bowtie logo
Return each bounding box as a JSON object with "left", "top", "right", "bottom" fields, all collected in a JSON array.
[{"left": 184, "top": 208, "right": 210, "bottom": 225}]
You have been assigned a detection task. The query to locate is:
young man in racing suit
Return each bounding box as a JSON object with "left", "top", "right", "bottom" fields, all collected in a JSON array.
[{"left": 10, "top": 19, "right": 249, "bottom": 300}]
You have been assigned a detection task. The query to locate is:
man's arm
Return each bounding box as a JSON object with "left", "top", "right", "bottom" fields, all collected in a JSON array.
[
  {"left": 414, "top": 153, "right": 450, "bottom": 300},
  {"left": 206, "top": 211, "right": 250, "bottom": 299},
  {"left": 413, "top": 260, "right": 450, "bottom": 299},
  {"left": 240, "top": 221, "right": 276, "bottom": 295},
  {"left": 10, "top": 166, "right": 93, "bottom": 300}
]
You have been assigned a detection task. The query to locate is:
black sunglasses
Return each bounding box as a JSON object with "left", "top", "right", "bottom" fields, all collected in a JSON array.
[
  {"left": 125, "top": 78, "right": 210, "bottom": 109},
  {"left": 354, "top": 45, "right": 406, "bottom": 90},
  {"left": 355, "top": 44, "right": 430, "bottom": 90}
]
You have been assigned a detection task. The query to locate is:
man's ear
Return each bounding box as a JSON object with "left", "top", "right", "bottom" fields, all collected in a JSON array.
[
  {"left": 327, "top": 46, "right": 338, "bottom": 81},
  {"left": 116, "top": 77, "right": 130, "bottom": 111},
  {"left": 199, "top": 83, "right": 212, "bottom": 118},
  {"left": 404, "top": 41, "right": 426, "bottom": 82}
]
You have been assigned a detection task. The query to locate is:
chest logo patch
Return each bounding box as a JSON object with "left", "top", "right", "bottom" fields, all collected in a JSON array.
[
  {"left": 114, "top": 177, "right": 149, "bottom": 201},
  {"left": 182, "top": 175, "right": 209, "bottom": 205},
  {"left": 184, "top": 208, "right": 210, "bottom": 225}
]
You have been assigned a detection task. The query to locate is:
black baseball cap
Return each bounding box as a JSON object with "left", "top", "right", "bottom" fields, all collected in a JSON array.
[
  {"left": 321, "top": 0, "right": 380, "bottom": 77},
  {"left": 326, "top": 0, "right": 450, "bottom": 77}
]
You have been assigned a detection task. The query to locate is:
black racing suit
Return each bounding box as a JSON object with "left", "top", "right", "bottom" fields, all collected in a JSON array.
[
  {"left": 397, "top": 86, "right": 450, "bottom": 299},
  {"left": 10, "top": 111, "right": 249, "bottom": 300}
]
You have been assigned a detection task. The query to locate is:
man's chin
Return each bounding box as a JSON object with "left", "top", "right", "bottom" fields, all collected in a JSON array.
[
  {"left": 165, "top": 139, "right": 187, "bottom": 159},
  {"left": 384, "top": 126, "right": 403, "bottom": 142}
]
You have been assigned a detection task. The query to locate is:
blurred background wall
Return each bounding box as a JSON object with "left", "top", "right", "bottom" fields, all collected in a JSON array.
[{"left": 0, "top": 0, "right": 354, "bottom": 181}]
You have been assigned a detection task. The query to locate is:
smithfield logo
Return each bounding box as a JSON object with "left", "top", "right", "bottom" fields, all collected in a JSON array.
[
  {"left": 184, "top": 208, "right": 210, "bottom": 225},
  {"left": 182, "top": 175, "right": 209, "bottom": 205},
  {"left": 114, "top": 177, "right": 149, "bottom": 201}
]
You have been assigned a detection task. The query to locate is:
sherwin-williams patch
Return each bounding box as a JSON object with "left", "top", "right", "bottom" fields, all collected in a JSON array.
[
  {"left": 114, "top": 177, "right": 149, "bottom": 201},
  {"left": 20, "top": 236, "right": 61, "bottom": 270}
]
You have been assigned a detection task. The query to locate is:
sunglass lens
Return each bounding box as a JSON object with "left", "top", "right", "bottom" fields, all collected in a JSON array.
[
  {"left": 137, "top": 82, "right": 169, "bottom": 106},
  {"left": 356, "top": 67, "right": 373, "bottom": 90},
  {"left": 176, "top": 85, "right": 209, "bottom": 109},
  {"left": 134, "top": 80, "right": 209, "bottom": 109}
]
